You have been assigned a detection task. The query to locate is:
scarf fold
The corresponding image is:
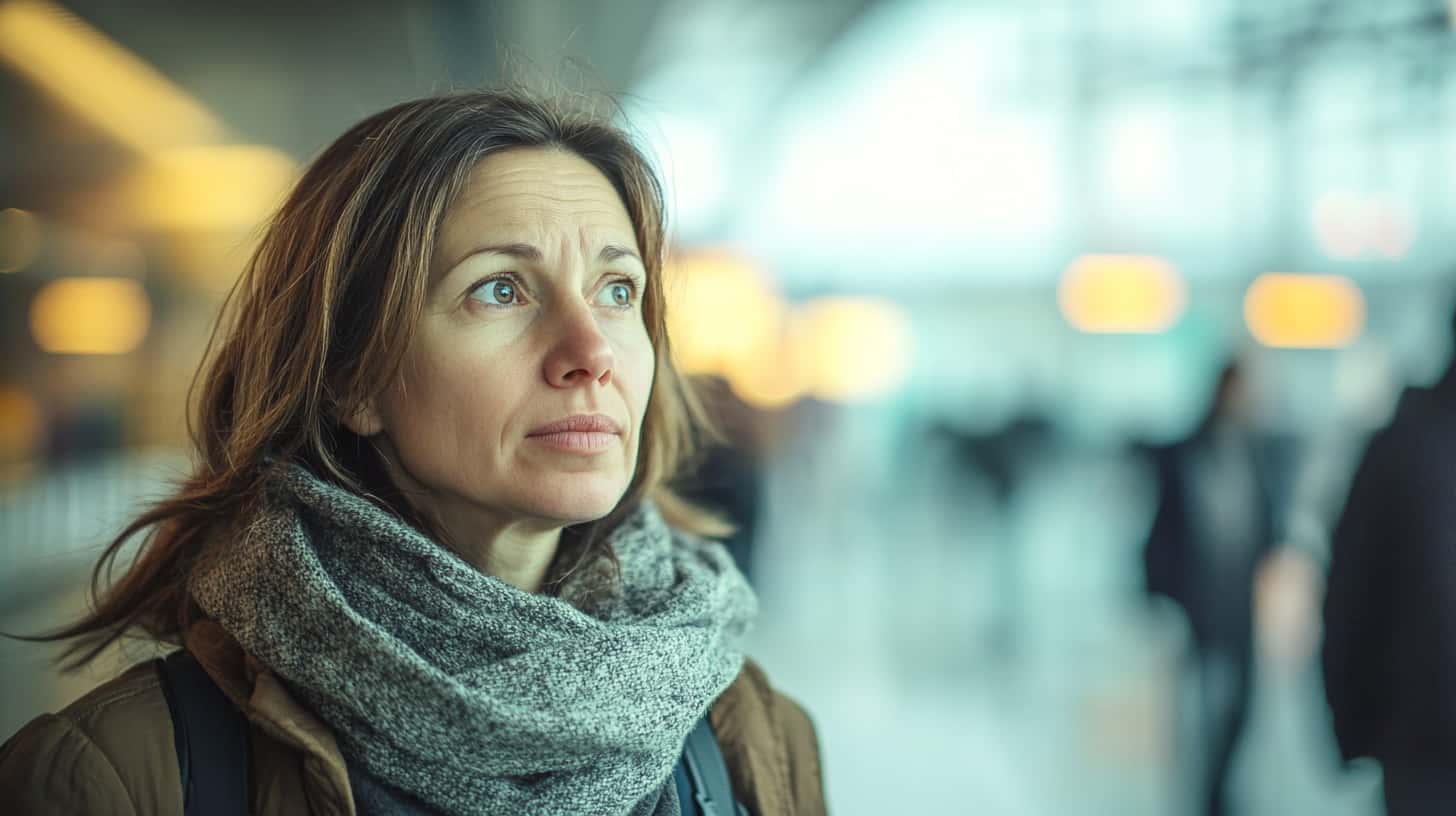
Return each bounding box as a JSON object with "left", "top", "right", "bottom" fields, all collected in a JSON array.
[{"left": 190, "top": 462, "right": 757, "bottom": 816}]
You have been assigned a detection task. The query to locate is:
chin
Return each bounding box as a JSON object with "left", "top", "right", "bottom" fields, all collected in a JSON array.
[{"left": 522, "top": 475, "right": 629, "bottom": 525}]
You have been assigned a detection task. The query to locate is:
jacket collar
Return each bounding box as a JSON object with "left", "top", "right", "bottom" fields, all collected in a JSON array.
[{"left": 185, "top": 619, "right": 355, "bottom": 815}]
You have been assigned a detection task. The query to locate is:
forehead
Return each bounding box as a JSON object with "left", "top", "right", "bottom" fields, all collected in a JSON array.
[{"left": 438, "top": 147, "right": 638, "bottom": 256}]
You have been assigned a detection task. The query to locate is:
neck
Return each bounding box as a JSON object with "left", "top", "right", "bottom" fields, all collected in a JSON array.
[
  {"left": 464, "top": 523, "right": 562, "bottom": 593},
  {"left": 421, "top": 502, "right": 564, "bottom": 593},
  {"left": 376, "top": 450, "right": 563, "bottom": 593}
]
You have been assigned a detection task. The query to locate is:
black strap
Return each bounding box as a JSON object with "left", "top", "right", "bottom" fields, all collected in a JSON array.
[
  {"left": 681, "top": 716, "right": 748, "bottom": 816},
  {"left": 155, "top": 650, "right": 252, "bottom": 816}
]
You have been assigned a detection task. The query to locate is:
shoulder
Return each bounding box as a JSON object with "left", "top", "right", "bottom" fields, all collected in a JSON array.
[
  {"left": 713, "top": 658, "right": 826, "bottom": 816},
  {"left": 0, "top": 660, "right": 181, "bottom": 816}
]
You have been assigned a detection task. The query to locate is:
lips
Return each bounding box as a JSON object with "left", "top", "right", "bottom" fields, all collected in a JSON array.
[{"left": 526, "top": 414, "right": 623, "bottom": 437}]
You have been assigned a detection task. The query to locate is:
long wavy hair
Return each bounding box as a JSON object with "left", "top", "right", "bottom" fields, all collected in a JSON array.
[{"left": 40, "top": 90, "right": 725, "bottom": 668}]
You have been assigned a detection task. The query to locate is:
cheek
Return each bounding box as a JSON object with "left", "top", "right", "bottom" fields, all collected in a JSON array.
[
  {"left": 386, "top": 338, "right": 516, "bottom": 451},
  {"left": 616, "top": 327, "right": 656, "bottom": 413}
]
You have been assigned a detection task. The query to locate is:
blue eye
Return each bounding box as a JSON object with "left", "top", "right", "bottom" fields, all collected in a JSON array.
[
  {"left": 472, "top": 277, "right": 521, "bottom": 306},
  {"left": 596, "top": 281, "right": 635, "bottom": 308}
]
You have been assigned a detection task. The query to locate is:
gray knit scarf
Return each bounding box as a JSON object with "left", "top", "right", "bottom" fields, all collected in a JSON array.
[{"left": 190, "top": 462, "right": 757, "bottom": 816}]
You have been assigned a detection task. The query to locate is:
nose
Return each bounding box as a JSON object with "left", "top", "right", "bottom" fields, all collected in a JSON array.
[{"left": 542, "top": 301, "right": 615, "bottom": 389}]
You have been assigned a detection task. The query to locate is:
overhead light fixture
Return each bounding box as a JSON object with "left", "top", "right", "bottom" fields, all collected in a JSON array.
[
  {"left": 122, "top": 144, "right": 298, "bottom": 230},
  {"left": 30, "top": 276, "right": 151, "bottom": 354},
  {"left": 1244, "top": 273, "right": 1364, "bottom": 349},
  {"left": 1058, "top": 254, "right": 1187, "bottom": 334},
  {"left": 793, "top": 297, "right": 912, "bottom": 402},
  {"left": 0, "top": 0, "right": 224, "bottom": 152}
]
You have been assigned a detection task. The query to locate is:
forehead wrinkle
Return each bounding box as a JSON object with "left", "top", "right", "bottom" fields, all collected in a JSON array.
[{"left": 437, "top": 150, "right": 640, "bottom": 280}]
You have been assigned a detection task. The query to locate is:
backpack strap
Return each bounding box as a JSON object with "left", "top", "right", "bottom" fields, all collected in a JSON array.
[
  {"left": 155, "top": 649, "right": 252, "bottom": 816},
  {"left": 681, "top": 716, "right": 748, "bottom": 816}
]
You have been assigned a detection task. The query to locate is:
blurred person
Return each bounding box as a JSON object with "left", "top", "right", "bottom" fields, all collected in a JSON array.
[
  {"left": 936, "top": 413, "right": 1056, "bottom": 655},
  {"left": 0, "top": 90, "right": 824, "bottom": 815},
  {"left": 675, "top": 376, "right": 767, "bottom": 583},
  {"left": 1143, "top": 362, "right": 1277, "bottom": 816},
  {"left": 1323, "top": 315, "right": 1456, "bottom": 815}
]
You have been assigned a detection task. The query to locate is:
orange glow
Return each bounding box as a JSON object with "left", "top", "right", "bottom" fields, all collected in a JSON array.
[
  {"left": 0, "top": 207, "right": 41, "bottom": 273},
  {"left": 665, "top": 251, "right": 805, "bottom": 408},
  {"left": 666, "top": 251, "right": 786, "bottom": 374},
  {"left": 665, "top": 253, "right": 914, "bottom": 406},
  {"left": 0, "top": 0, "right": 224, "bottom": 152},
  {"left": 1058, "top": 254, "right": 1186, "bottom": 334},
  {"left": 0, "top": 385, "right": 42, "bottom": 460},
  {"left": 723, "top": 337, "right": 807, "bottom": 409},
  {"left": 794, "top": 297, "right": 913, "bottom": 401},
  {"left": 123, "top": 145, "right": 298, "bottom": 230},
  {"left": 30, "top": 277, "right": 151, "bottom": 354},
  {"left": 1244, "top": 273, "right": 1364, "bottom": 349}
]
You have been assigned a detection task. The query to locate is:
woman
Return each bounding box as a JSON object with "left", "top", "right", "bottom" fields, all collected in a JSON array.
[{"left": 0, "top": 90, "right": 825, "bottom": 815}]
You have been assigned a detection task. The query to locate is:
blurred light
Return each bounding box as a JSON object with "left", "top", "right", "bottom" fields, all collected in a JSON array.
[
  {"left": 722, "top": 337, "right": 807, "bottom": 409},
  {"left": 0, "top": 385, "right": 42, "bottom": 460},
  {"left": 1368, "top": 195, "right": 1416, "bottom": 260},
  {"left": 665, "top": 250, "right": 807, "bottom": 409},
  {"left": 1058, "top": 254, "right": 1187, "bottom": 334},
  {"left": 1101, "top": 108, "right": 1178, "bottom": 212},
  {"left": 666, "top": 251, "right": 786, "bottom": 376},
  {"left": 641, "top": 112, "right": 727, "bottom": 239},
  {"left": 1244, "top": 273, "right": 1364, "bottom": 349},
  {"left": 1311, "top": 190, "right": 1368, "bottom": 259},
  {"left": 0, "top": 0, "right": 225, "bottom": 152},
  {"left": 0, "top": 207, "right": 41, "bottom": 273},
  {"left": 124, "top": 145, "right": 298, "bottom": 230},
  {"left": 1311, "top": 190, "right": 1416, "bottom": 261},
  {"left": 30, "top": 277, "right": 150, "bottom": 354},
  {"left": 665, "top": 253, "right": 913, "bottom": 406},
  {"left": 794, "top": 297, "right": 912, "bottom": 402}
]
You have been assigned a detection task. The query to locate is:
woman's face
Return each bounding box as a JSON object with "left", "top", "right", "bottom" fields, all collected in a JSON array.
[{"left": 350, "top": 147, "right": 655, "bottom": 537}]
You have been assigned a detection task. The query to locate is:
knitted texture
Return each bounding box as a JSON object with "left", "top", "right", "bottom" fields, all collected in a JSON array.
[{"left": 190, "top": 462, "right": 756, "bottom": 815}]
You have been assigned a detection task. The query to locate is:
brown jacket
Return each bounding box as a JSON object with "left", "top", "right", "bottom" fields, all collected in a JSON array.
[{"left": 0, "top": 623, "right": 825, "bottom": 815}]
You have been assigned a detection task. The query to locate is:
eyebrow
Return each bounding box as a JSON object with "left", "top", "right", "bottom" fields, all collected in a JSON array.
[
  {"left": 598, "top": 245, "right": 642, "bottom": 264},
  {"left": 450, "top": 242, "right": 643, "bottom": 272}
]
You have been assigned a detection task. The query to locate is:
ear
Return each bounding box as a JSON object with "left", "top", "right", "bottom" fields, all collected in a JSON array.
[{"left": 341, "top": 399, "right": 385, "bottom": 437}]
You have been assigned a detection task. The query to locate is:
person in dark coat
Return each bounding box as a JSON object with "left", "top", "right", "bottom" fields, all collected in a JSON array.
[
  {"left": 1323, "top": 340, "right": 1456, "bottom": 814},
  {"left": 1144, "top": 363, "right": 1277, "bottom": 816}
]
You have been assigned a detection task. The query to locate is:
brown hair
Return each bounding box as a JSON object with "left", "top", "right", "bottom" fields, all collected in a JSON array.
[{"left": 43, "top": 89, "right": 726, "bottom": 667}]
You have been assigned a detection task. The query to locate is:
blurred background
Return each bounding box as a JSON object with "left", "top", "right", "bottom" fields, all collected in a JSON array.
[{"left": 2, "top": 0, "right": 1453, "bottom": 812}]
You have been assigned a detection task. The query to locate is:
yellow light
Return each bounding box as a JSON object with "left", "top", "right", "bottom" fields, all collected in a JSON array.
[
  {"left": 1244, "top": 273, "right": 1365, "bottom": 349},
  {"left": 30, "top": 276, "right": 150, "bottom": 354},
  {"left": 666, "top": 250, "right": 808, "bottom": 408},
  {"left": 666, "top": 251, "right": 787, "bottom": 375},
  {"left": 794, "top": 297, "right": 913, "bottom": 402},
  {"left": 0, "top": 207, "right": 41, "bottom": 273},
  {"left": 122, "top": 145, "right": 298, "bottom": 231},
  {"left": 722, "top": 339, "right": 808, "bottom": 409},
  {"left": 1058, "top": 254, "right": 1186, "bottom": 334},
  {"left": 0, "top": 385, "right": 42, "bottom": 460},
  {"left": 0, "top": 0, "right": 225, "bottom": 152}
]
